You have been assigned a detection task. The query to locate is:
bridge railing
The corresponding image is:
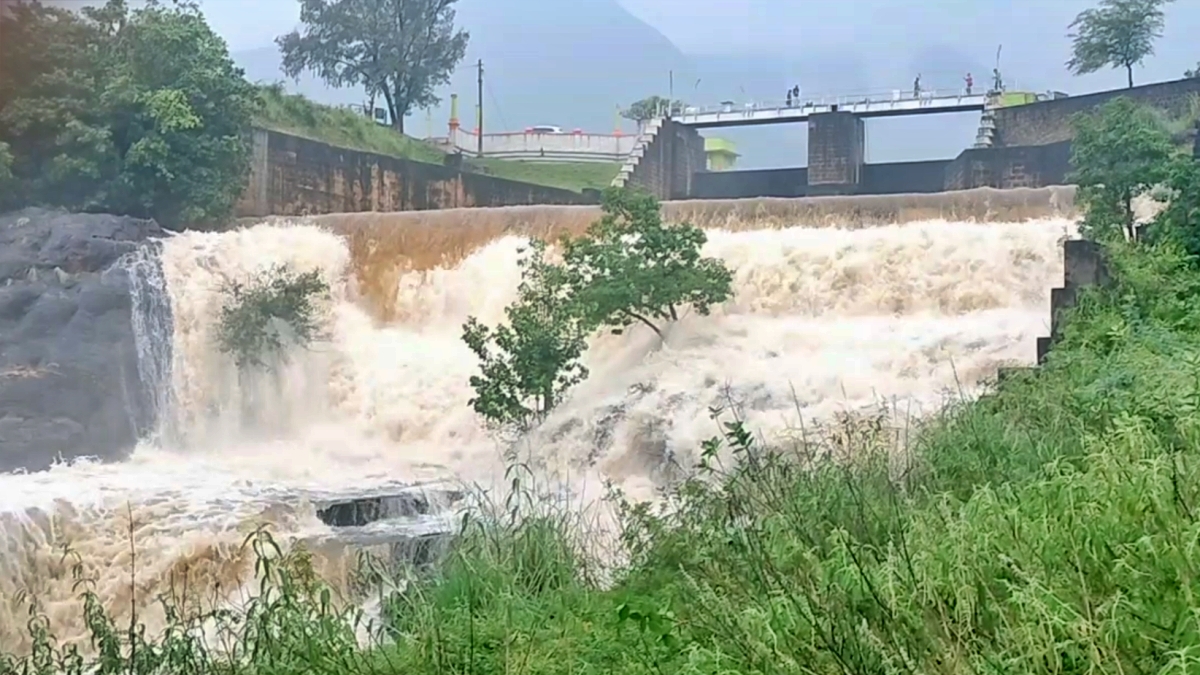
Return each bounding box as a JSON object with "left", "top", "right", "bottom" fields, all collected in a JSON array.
[{"left": 674, "top": 87, "right": 988, "bottom": 118}]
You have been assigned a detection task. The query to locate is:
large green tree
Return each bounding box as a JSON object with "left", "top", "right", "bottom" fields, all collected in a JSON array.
[
  {"left": 1070, "top": 96, "right": 1174, "bottom": 241},
  {"left": 277, "top": 0, "right": 469, "bottom": 134},
  {"left": 1066, "top": 0, "right": 1173, "bottom": 88},
  {"left": 561, "top": 188, "right": 733, "bottom": 341},
  {"left": 0, "top": 0, "right": 258, "bottom": 227}
]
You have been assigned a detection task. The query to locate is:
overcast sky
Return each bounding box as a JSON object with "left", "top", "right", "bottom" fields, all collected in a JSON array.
[{"left": 183, "top": 0, "right": 1200, "bottom": 93}]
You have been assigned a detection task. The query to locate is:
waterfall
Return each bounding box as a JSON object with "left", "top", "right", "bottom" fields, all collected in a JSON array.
[{"left": 119, "top": 240, "right": 175, "bottom": 445}]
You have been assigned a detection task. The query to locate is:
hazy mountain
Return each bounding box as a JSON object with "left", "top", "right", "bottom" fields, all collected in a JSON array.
[
  {"left": 235, "top": 0, "right": 692, "bottom": 138},
  {"left": 232, "top": 0, "right": 988, "bottom": 167}
]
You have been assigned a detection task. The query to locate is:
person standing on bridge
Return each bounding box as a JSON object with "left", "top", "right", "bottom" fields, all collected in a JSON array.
[
  {"left": 786, "top": 88, "right": 793, "bottom": 107},
  {"left": 913, "top": 74, "right": 922, "bottom": 99},
  {"left": 965, "top": 72, "right": 974, "bottom": 95}
]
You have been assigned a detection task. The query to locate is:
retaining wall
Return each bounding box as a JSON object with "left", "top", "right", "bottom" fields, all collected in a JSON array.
[
  {"left": 993, "top": 77, "right": 1200, "bottom": 147},
  {"left": 624, "top": 119, "right": 707, "bottom": 200},
  {"left": 1035, "top": 239, "right": 1111, "bottom": 364},
  {"left": 235, "top": 128, "right": 589, "bottom": 218},
  {"left": 945, "top": 141, "right": 1073, "bottom": 191}
]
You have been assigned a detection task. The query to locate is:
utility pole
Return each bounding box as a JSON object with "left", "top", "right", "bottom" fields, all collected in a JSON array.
[{"left": 476, "top": 59, "right": 484, "bottom": 158}]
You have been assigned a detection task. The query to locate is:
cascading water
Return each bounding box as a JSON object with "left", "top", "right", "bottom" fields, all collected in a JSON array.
[
  {"left": 118, "top": 239, "right": 176, "bottom": 444},
  {"left": 0, "top": 190, "right": 1076, "bottom": 652}
]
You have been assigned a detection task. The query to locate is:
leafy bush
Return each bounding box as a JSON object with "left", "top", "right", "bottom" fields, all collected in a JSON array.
[
  {"left": 562, "top": 187, "right": 733, "bottom": 340},
  {"left": 462, "top": 240, "right": 589, "bottom": 432},
  {"left": 1070, "top": 96, "right": 1173, "bottom": 240},
  {"left": 215, "top": 264, "right": 330, "bottom": 370},
  {"left": 462, "top": 188, "right": 734, "bottom": 430}
]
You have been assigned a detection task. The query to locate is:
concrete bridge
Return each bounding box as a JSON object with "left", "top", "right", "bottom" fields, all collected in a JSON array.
[
  {"left": 673, "top": 89, "right": 988, "bottom": 128},
  {"left": 672, "top": 88, "right": 990, "bottom": 196},
  {"left": 614, "top": 87, "right": 996, "bottom": 196}
]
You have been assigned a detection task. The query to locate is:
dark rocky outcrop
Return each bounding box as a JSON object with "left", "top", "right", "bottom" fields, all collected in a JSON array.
[{"left": 0, "top": 208, "right": 166, "bottom": 472}]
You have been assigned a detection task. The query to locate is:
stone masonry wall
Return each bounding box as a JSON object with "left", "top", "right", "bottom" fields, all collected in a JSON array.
[
  {"left": 235, "top": 129, "right": 589, "bottom": 217},
  {"left": 994, "top": 77, "right": 1200, "bottom": 147},
  {"left": 945, "top": 141, "right": 1073, "bottom": 191},
  {"left": 1036, "top": 239, "right": 1111, "bottom": 364},
  {"left": 626, "top": 119, "right": 706, "bottom": 200}
]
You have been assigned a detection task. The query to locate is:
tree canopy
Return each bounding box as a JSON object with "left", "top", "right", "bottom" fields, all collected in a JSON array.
[
  {"left": 277, "top": 0, "right": 470, "bottom": 134},
  {"left": 1070, "top": 96, "right": 1174, "bottom": 241},
  {"left": 216, "top": 265, "right": 331, "bottom": 371},
  {"left": 0, "top": 0, "right": 259, "bottom": 227},
  {"left": 463, "top": 188, "right": 733, "bottom": 432},
  {"left": 561, "top": 188, "right": 733, "bottom": 340},
  {"left": 622, "top": 96, "right": 687, "bottom": 122},
  {"left": 1066, "top": 0, "right": 1172, "bottom": 88}
]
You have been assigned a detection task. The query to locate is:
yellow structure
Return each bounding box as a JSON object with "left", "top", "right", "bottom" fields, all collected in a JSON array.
[
  {"left": 992, "top": 91, "right": 1039, "bottom": 108},
  {"left": 705, "top": 137, "right": 740, "bottom": 171}
]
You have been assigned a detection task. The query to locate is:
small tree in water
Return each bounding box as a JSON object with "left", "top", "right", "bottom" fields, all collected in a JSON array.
[
  {"left": 216, "top": 264, "right": 330, "bottom": 370},
  {"left": 462, "top": 187, "right": 735, "bottom": 433},
  {"left": 461, "top": 240, "right": 590, "bottom": 433},
  {"left": 561, "top": 187, "right": 734, "bottom": 341}
]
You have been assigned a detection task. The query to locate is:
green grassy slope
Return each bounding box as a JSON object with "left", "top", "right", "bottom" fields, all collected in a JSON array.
[
  {"left": 253, "top": 85, "right": 618, "bottom": 193},
  {"left": 469, "top": 158, "right": 620, "bottom": 192},
  {"left": 254, "top": 84, "right": 448, "bottom": 165}
]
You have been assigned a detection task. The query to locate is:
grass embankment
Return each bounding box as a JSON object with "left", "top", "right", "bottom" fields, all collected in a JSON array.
[
  {"left": 255, "top": 84, "right": 447, "bottom": 165},
  {"left": 254, "top": 85, "right": 619, "bottom": 192},
  {"left": 8, "top": 238, "right": 1200, "bottom": 674},
  {"left": 470, "top": 158, "right": 621, "bottom": 192}
]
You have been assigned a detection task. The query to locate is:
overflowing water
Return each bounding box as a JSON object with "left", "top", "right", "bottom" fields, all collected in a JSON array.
[{"left": 0, "top": 190, "right": 1076, "bottom": 651}]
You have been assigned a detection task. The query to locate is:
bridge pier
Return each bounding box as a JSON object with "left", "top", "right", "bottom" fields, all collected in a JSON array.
[{"left": 806, "top": 111, "right": 864, "bottom": 195}]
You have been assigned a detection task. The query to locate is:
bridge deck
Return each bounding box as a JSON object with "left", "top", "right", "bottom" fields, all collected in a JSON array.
[{"left": 674, "top": 90, "right": 990, "bottom": 128}]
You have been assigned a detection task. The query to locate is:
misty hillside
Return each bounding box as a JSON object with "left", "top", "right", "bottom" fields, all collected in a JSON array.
[
  {"left": 233, "top": 0, "right": 985, "bottom": 167},
  {"left": 236, "top": 0, "right": 691, "bottom": 137}
]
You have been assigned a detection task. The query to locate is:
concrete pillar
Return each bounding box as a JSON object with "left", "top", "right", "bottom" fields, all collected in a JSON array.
[{"left": 806, "top": 111, "right": 864, "bottom": 195}]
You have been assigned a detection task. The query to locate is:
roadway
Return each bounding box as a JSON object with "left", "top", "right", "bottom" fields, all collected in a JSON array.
[{"left": 672, "top": 89, "right": 990, "bottom": 129}]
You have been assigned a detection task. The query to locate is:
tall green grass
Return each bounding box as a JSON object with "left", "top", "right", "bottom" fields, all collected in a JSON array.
[
  {"left": 253, "top": 84, "right": 618, "bottom": 192},
  {"left": 5, "top": 240, "right": 1200, "bottom": 674},
  {"left": 253, "top": 84, "right": 448, "bottom": 165}
]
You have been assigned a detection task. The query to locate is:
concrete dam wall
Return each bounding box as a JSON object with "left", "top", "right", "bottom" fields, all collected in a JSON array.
[
  {"left": 689, "top": 77, "right": 1200, "bottom": 202},
  {"left": 235, "top": 128, "right": 591, "bottom": 218}
]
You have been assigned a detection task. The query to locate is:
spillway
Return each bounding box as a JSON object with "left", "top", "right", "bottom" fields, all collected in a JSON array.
[{"left": 0, "top": 187, "right": 1076, "bottom": 651}]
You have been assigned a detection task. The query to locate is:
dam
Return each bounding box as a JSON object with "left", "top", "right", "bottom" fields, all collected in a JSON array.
[{"left": 0, "top": 187, "right": 1077, "bottom": 651}]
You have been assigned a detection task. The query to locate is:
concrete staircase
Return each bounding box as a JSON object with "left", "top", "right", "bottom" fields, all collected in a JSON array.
[
  {"left": 973, "top": 99, "right": 998, "bottom": 148},
  {"left": 611, "top": 118, "right": 665, "bottom": 188}
]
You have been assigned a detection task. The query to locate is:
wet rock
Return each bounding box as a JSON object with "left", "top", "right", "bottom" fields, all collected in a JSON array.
[
  {"left": 0, "top": 208, "right": 165, "bottom": 472},
  {"left": 308, "top": 485, "right": 465, "bottom": 574},
  {"left": 305, "top": 516, "right": 458, "bottom": 572},
  {"left": 314, "top": 485, "right": 464, "bottom": 527}
]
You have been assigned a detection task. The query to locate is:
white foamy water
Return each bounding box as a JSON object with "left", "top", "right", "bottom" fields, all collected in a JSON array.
[{"left": 0, "top": 214, "right": 1072, "bottom": 650}]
